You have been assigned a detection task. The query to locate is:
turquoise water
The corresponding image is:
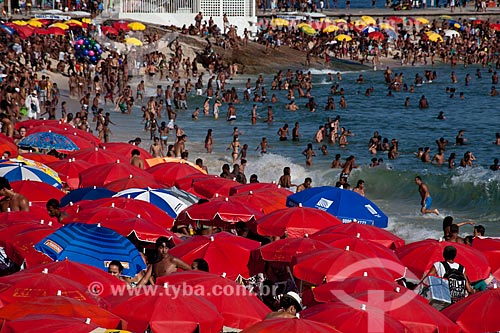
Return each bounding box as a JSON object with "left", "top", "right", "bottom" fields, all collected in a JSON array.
[{"left": 130, "top": 64, "right": 500, "bottom": 242}]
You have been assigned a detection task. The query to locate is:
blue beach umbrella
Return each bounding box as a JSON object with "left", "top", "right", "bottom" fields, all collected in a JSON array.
[
  {"left": 0, "top": 25, "right": 15, "bottom": 35},
  {"left": 60, "top": 187, "right": 116, "bottom": 207},
  {"left": 113, "top": 187, "right": 199, "bottom": 218},
  {"left": 286, "top": 186, "right": 388, "bottom": 228},
  {"left": 34, "top": 223, "right": 146, "bottom": 277},
  {"left": 0, "top": 163, "right": 62, "bottom": 188},
  {"left": 19, "top": 132, "right": 80, "bottom": 152}
]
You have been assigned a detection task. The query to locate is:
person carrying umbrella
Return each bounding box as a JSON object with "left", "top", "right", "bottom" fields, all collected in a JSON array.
[{"left": 0, "top": 177, "right": 29, "bottom": 212}]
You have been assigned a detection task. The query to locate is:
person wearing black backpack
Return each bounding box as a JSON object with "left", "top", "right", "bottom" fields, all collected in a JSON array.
[{"left": 427, "top": 245, "right": 475, "bottom": 303}]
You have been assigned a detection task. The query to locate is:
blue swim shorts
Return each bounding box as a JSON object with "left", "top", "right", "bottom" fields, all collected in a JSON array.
[{"left": 424, "top": 197, "right": 432, "bottom": 209}]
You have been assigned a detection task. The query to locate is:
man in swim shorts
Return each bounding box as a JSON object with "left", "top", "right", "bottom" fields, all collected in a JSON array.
[{"left": 415, "top": 176, "right": 439, "bottom": 215}]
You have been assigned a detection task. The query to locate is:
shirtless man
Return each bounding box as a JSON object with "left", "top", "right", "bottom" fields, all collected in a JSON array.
[
  {"left": 432, "top": 149, "right": 445, "bottom": 165},
  {"left": 130, "top": 149, "right": 145, "bottom": 169},
  {"left": 415, "top": 176, "right": 439, "bottom": 215},
  {"left": 149, "top": 137, "right": 163, "bottom": 158},
  {"left": 152, "top": 236, "right": 191, "bottom": 281},
  {"left": 174, "top": 135, "right": 187, "bottom": 158},
  {"left": 277, "top": 124, "right": 289, "bottom": 141},
  {"left": 46, "top": 198, "right": 68, "bottom": 224},
  {"left": 0, "top": 177, "right": 29, "bottom": 212}
]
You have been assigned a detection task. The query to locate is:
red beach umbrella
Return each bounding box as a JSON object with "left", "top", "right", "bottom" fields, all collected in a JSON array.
[
  {"left": 0, "top": 296, "right": 125, "bottom": 329},
  {"left": 12, "top": 25, "right": 34, "bottom": 38},
  {"left": 324, "top": 236, "right": 403, "bottom": 265},
  {"left": 110, "top": 289, "right": 223, "bottom": 333},
  {"left": 0, "top": 136, "right": 18, "bottom": 158},
  {"left": 229, "top": 182, "right": 292, "bottom": 195},
  {"left": 176, "top": 196, "right": 264, "bottom": 227},
  {"left": 71, "top": 197, "right": 174, "bottom": 228},
  {"left": 490, "top": 23, "right": 500, "bottom": 31},
  {"left": 169, "top": 232, "right": 261, "bottom": 279},
  {"left": 102, "top": 25, "right": 119, "bottom": 35},
  {"left": 240, "top": 317, "right": 343, "bottom": 333},
  {"left": 0, "top": 210, "right": 52, "bottom": 226},
  {"left": 15, "top": 119, "right": 62, "bottom": 130},
  {"left": 190, "top": 177, "right": 239, "bottom": 198},
  {"left": 146, "top": 162, "right": 204, "bottom": 187},
  {"left": 312, "top": 276, "right": 409, "bottom": 303},
  {"left": 174, "top": 173, "right": 214, "bottom": 192},
  {"left": 157, "top": 270, "right": 270, "bottom": 329},
  {"left": 64, "top": 206, "right": 139, "bottom": 224},
  {"left": 96, "top": 216, "right": 179, "bottom": 243},
  {"left": 104, "top": 175, "right": 162, "bottom": 192},
  {"left": 101, "top": 142, "right": 153, "bottom": 160},
  {"left": 339, "top": 290, "right": 460, "bottom": 333},
  {"left": 472, "top": 237, "right": 500, "bottom": 278},
  {"left": 230, "top": 190, "right": 289, "bottom": 214},
  {"left": 0, "top": 223, "right": 54, "bottom": 248},
  {"left": 4, "top": 227, "right": 56, "bottom": 267},
  {"left": 302, "top": 302, "right": 412, "bottom": 333},
  {"left": 1, "top": 314, "right": 102, "bottom": 333},
  {"left": 21, "top": 259, "right": 127, "bottom": 297},
  {"left": 395, "top": 239, "right": 491, "bottom": 282},
  {"left": 442, "top": 285, "right": 500, "bottom": 333},
  {"left": 368, "top": 31, "right": 385, "bottom": 40},
  {"left": 0, "top": 270, "right": 99, "bottom": 307},
  {"left": 292, "top": 248, "right": 397, "bottom": 285},
  {"left": 311, "top": 223, "right": 405, "bottom": 249},
  {"left": 387, "top": 16, "right": 404, "bottom": 24},
  {"left": 69, "top": 147, "right": 121, "bottom": 165},
  {"left": 10, "top": 180, "right": 65, "bottom": 202},
  {"left": 259, "top": 236, "right": 333, "bottom": 262},
  {"left": 78, "top": 161, "right": 154, "bottom": 187},
  {"left": 257, "top": 207, "right": 342, "bottom": 238},
  {"left": 47, "top": 158, "right": 93, "bottom": 190},
  {"left": 47, "top": 26, "right": 66, "bottom": 35},
  {"left": 112, "top": 21, "right": 130, "bottom": 31},
  {"left": 20, "top": 153, "right": 59, "bottom": 164}
]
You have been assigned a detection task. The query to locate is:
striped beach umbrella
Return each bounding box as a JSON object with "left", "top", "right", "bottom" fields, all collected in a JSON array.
[
  {"left": 0, "top": 163, "right": 62, "bottom": 189},
  {"left": 34, "top": 223, "right": 146, "bottom": 277},
  {"left": 114, "top": 187, "right": 198, "bottom": 218}
]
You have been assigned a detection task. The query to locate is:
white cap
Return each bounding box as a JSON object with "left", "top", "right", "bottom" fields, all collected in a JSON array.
[{"left": 285, "top": 291, "right": 303, "bottom": 311}]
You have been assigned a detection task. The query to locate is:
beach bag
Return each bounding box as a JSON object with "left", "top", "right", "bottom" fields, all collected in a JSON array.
[
  {"left": 419, "top": 275, "right": 451, "bottom": 311},
  {"left": 30, "top": 100, "right": 37, "bottom": 113},
  {"left": 442, "top": 261, "right": 467, "bottom": 303}
]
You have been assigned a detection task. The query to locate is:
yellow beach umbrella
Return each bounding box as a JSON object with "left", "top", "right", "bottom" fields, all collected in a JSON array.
[
  {"left": 271, "top": 18, "right": 289, "bottom": 26},
  {"left": 415, "top": 17, "right": 429, "bottom": 25},
  {"left": 297, "top": 22, "right": 311, "bottom": 29},
  {"left": 335, "top": 34, "right": 352, "bottom": 41},
  {"left": 50, "top": 22, "right": 70, "bottom": 30},
  {"left": 27, "top": 19, "right": 43, "bottom": 28},
  {"left": 124, "top": 37, "right": 143, "bottom": 46},
  {"left": 361, "top": 15, "right": 376, "bottom": 25},
  {"left": 320, "top": 18, "right": 333, "bottom": 23},
  {"left": 323, "top": 25, "right": 340, "bottom": 33},
  {"left": 128, "top": 22, "right": 146, "bottom": 31},
  {"left": 82, "top": 18, "right": 92, "bottom": 24},
  {"left": 334, "top": 19, "right": 347, "bottom": 24},
  {"left": 379, "top": 23, "right": 395, "bottom": 30},
  {"left": 67, "top": 19, "right": 83, "bottom": 26},
  {"left": 301, "top": 25, "right": 317, "bottom": 35},
  {"left": 427, "top": 33, "right": 443, "bottom": 42},
  {"left": 439, "top": 15, "right": 452, "bottom": 19},
  {"left": 12, "top": 20, "right": 28, "bottom": 26},
  {"left": 353, "top": 20, "right": 367, "bottom": 28}
]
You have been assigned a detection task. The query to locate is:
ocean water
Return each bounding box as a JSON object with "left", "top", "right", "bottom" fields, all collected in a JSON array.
[{"left": 119, "top": 64, "right": 500, "bottom": 242}]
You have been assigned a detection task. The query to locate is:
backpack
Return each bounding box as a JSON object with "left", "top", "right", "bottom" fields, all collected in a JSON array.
[{"left": 442, "top": 261, "right": 467, "bottom": 303}]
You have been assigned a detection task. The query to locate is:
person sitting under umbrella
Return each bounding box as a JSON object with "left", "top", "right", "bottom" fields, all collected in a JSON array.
[
  {"left": 108, "top": 259, "right": 152, "bottom": 288},
  {"left": 0, "top": 177, "right": 29, "bottom": 212},
  {"left": 266, "top": 291, "right": 303, "bottom": 319},
  {"left": 151, "top": 236, "right": 191, "bottom": 282},
  {"left": 46, "top": 198, "right": 68, "bottom": 224}
]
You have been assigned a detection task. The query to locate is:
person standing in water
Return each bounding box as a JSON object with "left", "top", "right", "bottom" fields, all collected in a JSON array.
[{"left": 415, "top": 176, "right": 439, "bottom": 215}]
